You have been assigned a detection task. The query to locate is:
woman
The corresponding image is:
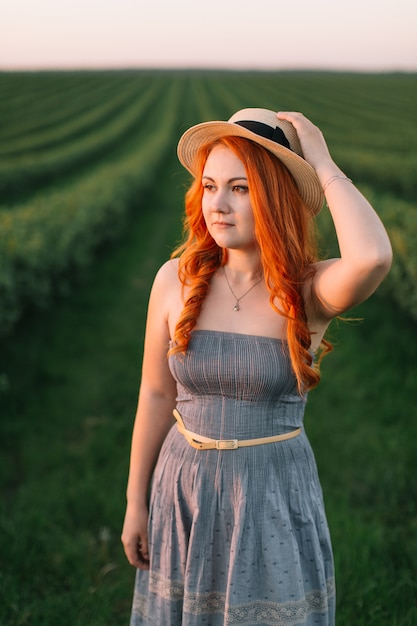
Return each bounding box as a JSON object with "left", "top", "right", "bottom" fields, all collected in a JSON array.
[{"left": 122, "top": 108, "right": 392, "bottom": 625}]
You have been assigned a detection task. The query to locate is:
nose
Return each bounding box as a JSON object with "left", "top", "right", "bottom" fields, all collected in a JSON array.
[{"left": 210, "top": 188, "right": 230, "bottom": 214}]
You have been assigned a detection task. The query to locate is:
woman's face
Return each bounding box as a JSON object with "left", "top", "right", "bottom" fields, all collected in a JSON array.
[{"left": 201, "top": 145, "right": 257, "bottom": 251}]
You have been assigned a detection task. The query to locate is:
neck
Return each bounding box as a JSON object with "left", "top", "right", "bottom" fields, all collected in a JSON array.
[{"left": 223, "top": 250, "right": 262, "bottom": 282}]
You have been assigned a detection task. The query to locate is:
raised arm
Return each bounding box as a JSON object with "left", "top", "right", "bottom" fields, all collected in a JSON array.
[
  {"left": 277, "top": 111, "right": 393, "bottom": 321},
  {"left": 121, "top": 261, "right": 178, "bottom": 569}
]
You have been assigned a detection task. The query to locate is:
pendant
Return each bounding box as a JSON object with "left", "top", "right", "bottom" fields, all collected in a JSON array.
[{"left": 233, "top": 303, "right": 240, "bottom": 311}]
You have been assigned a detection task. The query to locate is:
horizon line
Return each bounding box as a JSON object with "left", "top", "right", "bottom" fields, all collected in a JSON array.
[{"left": 1, "top": 65, "right": 417, "bottom": 75}]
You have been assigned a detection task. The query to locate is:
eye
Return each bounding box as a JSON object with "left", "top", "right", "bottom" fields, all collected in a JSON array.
[
  {"left": 203, "top": 183, "right": 215, "bottom": 192},
  {"left": 232, "top": 185, "right": 249, "bottom": 193}
]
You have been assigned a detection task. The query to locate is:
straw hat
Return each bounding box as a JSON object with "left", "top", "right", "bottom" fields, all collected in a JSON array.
[{"left": 177, "top": 108, "right": 324, "bottom": 216}]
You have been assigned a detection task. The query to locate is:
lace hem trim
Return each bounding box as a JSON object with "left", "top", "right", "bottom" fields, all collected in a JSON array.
[
  {"left": 223, "top": 578, "right": 336, "bottom": 625},
  {"left": 149, "top": 570, "right": 184, "bottom": 599},
  {"left": 132, "top": 573, "right": 335, "bottom": 624}
]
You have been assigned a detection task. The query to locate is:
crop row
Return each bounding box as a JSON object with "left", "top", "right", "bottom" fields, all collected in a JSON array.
[
  {"left": 0, "top": 71, "right": 416, "bottom": 335},
  {"left": 0, "top": 75, "right": 186, "bottom": 334},
  {"left": 0, "top": 77, "right": 170, "bottom": 203},
  {"left": 0, "top": 76, "right": 154, "bottom": 157},
  {"left": 0, "top": 72, "right": 135, "bottom": 137}
]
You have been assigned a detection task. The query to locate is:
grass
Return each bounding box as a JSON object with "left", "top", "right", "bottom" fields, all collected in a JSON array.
[
  {"left": 1, "top": 152, "right": 416, "bottom": 625},
  {"left": 0, "top": 153, "right": 187, "bottom": 625},
  {"left": 306, "top": 299, "right": 417, "bottom": 625}
]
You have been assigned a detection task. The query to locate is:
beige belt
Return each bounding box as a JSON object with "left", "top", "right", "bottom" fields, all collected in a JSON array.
[{"left": 173, "top": 409, "right": 301, "bottom": 450}]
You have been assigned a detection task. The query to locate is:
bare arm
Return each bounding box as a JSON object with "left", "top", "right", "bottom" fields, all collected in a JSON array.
[
  {"left": 277, "top": 111, "right": 393, "bottom": 321},
  {"left": 121, "top": 261, "right": 178, "bottom": 568}
]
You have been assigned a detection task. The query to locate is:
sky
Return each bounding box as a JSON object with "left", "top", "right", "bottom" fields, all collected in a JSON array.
[{"left": 1, "top": 0, "right": 416, "bottom": 72}]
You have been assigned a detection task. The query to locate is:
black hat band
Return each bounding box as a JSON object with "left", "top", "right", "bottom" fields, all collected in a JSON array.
[{"left": 234, "top": 120, "right": 291, "bottom": 151}]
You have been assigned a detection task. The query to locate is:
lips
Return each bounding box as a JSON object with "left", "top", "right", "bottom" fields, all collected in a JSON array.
[{"left": 213, "top": 221, "right": 233, "bottom": 227}]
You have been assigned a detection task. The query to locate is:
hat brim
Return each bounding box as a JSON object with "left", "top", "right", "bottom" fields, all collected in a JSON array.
[{"left": 177, "top": 120, "right": 324, "bottom": 216}]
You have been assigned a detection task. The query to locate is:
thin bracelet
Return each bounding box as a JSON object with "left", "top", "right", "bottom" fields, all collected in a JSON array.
[{"left": 322, "top": 175, "right": 353, "bottom": 193}]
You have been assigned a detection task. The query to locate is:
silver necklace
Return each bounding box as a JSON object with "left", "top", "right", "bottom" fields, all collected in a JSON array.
[{"left": 223, "top": 267, "right": 263, "bottom": 312}]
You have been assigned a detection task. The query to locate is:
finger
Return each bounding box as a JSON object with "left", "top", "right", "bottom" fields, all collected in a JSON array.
[
  {"left": 138, "top": 535, "right": 149, "bottom": 561},
  {"left": 125, "top": 541, "right": 150, "bottom": 570},
  {"left": 137, "top": 549, "right": 150, "bottom": 570},
  {"left": 134, "top": 553, "right": 150, "bottom": 570},
  {"left": 276, "top": 111, "right": 305, "bottom": 123},
  {"left": 277, "top": 111, "right": 325, "bottom": 144},
  {"left": 135, "top": 537, "right": 150, "bottom": 570}
]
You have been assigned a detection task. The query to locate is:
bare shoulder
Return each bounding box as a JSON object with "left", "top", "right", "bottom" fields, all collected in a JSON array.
[
  {"left": 140, "top": 259, "right": 181, "bottom": 394},
  {"left": 153, "top": 258, "right": 180, "bottom": 284},
  {"left": 149, "top": 259, "right": 184, "bottom": 338},
  {"left": 150, "top": 259, "right": 181, "bottom": 300}
]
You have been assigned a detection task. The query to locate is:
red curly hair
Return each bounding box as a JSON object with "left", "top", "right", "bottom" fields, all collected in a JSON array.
[{"left": 169, "top": 136, "right": 331, "bottom": 393}]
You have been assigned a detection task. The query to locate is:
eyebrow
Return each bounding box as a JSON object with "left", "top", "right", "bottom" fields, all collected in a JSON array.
[{"left": 202, "top": 176, "right": 248, "bottom": 183}]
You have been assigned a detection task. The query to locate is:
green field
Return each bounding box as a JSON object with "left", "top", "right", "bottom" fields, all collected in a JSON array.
[
  {"left": 1, "top": 70, "right": 417, "bottom": 334},
  {"left": 1, "top": 70, "right": 416, "bottom": 625}
]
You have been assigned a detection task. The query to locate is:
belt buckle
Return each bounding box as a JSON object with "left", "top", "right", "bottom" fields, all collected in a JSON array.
[{"left": 215, "top": 439, "right": 238, "bottom": 450}]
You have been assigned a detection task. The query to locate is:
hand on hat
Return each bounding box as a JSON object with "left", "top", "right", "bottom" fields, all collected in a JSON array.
[{"left": 276, "top": 112, "right": 334, "bottom": 179}]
